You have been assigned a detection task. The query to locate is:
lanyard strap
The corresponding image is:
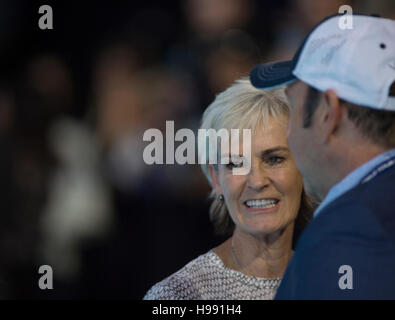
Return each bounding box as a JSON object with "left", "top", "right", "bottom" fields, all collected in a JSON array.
[{"left": 360, "top": 155, "right": 395, "bottom": 184}]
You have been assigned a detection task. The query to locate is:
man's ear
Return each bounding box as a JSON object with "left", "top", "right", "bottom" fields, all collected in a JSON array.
[
  {"left": 208, "top": 165, "right": 223, "bottom": 196},
  {"left": 320, "top": 89, "right": 344, "bottom": 143}
]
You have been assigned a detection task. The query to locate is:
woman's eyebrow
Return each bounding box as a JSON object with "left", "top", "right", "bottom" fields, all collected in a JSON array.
[
  {"left": 222, "top": 147, "right": 288, "bottom": 158},
  {"left": 260, "top": 147, "right": 288, "bottom": 158}
]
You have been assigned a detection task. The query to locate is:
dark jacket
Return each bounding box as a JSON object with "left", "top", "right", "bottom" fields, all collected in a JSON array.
[{"left": 275, "top": 165, "right": 395, "bottom": 299}]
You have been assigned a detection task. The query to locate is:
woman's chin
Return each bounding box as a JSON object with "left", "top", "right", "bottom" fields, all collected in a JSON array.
[
  {"left": 232, "top": 209, "right": 294, "bottom": 236},
  {"left": 240, "top": 219, "right": 283, "bottom": 236}
]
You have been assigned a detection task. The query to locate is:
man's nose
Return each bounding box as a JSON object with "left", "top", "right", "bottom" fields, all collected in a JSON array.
[{"left": 286, "top": 122, "right": 291, "bottom": 138}]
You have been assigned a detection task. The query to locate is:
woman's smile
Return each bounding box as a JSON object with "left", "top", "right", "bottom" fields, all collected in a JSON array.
[{"left": 243, "top": 198, "right": 280, "bottom": 214}]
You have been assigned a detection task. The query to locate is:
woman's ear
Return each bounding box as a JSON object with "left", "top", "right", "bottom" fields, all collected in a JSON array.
[{"left": 208, "top": 165, "right": 223, "bottom": 196}]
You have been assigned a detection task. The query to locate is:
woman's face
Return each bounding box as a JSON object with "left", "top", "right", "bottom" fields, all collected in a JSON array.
[{"left": 210, "top": 116, "right": 303, "bottom": 236}]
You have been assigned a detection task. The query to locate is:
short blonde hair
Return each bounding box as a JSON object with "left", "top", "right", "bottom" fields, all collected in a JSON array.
[
  {"left": 200, "top": 77, "right": 289, "bottom": 183},
  {"left": 200, "top": 77, "right": 301, "bottom": 235}
]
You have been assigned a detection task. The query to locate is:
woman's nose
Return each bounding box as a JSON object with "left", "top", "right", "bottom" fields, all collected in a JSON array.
[{"left": 246, "top": 165, "right": 270, "bottom": 191}]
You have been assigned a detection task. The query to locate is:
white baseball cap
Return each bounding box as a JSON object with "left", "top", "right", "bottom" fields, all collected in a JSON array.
[{"left": 250, "top": 14, "right": 395, "bottom": 111}]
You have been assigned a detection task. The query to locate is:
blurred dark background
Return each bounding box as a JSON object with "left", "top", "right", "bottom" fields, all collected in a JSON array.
[{"left": 0, "top": 0, "right": 394, "bottom": 299}]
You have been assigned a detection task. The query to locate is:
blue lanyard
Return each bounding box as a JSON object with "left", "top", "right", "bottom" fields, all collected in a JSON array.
[{"left": 360, "top": 155, "right": 395, "bottom": 184}]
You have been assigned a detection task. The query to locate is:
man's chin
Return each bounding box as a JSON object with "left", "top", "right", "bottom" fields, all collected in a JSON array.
[{"left": 304, "top": 181, "right": 322, "bottom": 202}]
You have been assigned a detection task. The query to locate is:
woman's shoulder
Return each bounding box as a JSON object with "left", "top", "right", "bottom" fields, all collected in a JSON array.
[{"left": 143, "top": 250, "right": 220, "bottom": 300}]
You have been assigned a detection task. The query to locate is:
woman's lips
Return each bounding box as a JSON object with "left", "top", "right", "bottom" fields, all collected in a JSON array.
[{"left": 243, "top": 200, "right": 280, "bottom": 213}]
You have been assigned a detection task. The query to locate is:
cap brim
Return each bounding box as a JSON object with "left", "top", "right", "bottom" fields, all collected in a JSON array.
[{"left": 250, "top": 61, "right": 296, "bottom": 89}]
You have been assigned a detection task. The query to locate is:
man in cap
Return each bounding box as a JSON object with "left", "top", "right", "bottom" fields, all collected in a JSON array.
[{"left": 250, "top": 14, "right": 395, "bottom": 299}]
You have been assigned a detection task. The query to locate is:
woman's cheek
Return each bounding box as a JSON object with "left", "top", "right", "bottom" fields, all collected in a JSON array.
[{"left": 280, "top": 167, "right": 302, "bottom": 192}]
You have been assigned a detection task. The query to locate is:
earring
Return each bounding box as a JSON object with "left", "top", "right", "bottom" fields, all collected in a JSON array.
[{"left": 217, "top": 195, "right": 224, "bottom": 201}]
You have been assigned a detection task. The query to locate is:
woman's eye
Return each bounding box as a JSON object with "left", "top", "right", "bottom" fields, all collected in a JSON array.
[
  {"left": 226, "top": 161, "right": 243, "bottom": 169},
  {"left": 267, "top": 156, "right": 284, "bottom": 165}
]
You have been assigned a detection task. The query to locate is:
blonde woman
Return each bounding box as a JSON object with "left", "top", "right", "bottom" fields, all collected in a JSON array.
[{"left": 144, "top": 78, "right": 314, "bottom": 300}]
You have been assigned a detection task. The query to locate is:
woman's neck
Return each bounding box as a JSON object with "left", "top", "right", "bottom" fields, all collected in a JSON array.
[{"left": 215, "top": 224, "right": 294, "bottom": 278}]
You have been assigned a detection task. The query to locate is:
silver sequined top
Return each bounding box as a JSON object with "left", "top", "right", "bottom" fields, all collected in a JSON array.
[{"left": 143, "top": 250, "right": 281, "bottom": 300}]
